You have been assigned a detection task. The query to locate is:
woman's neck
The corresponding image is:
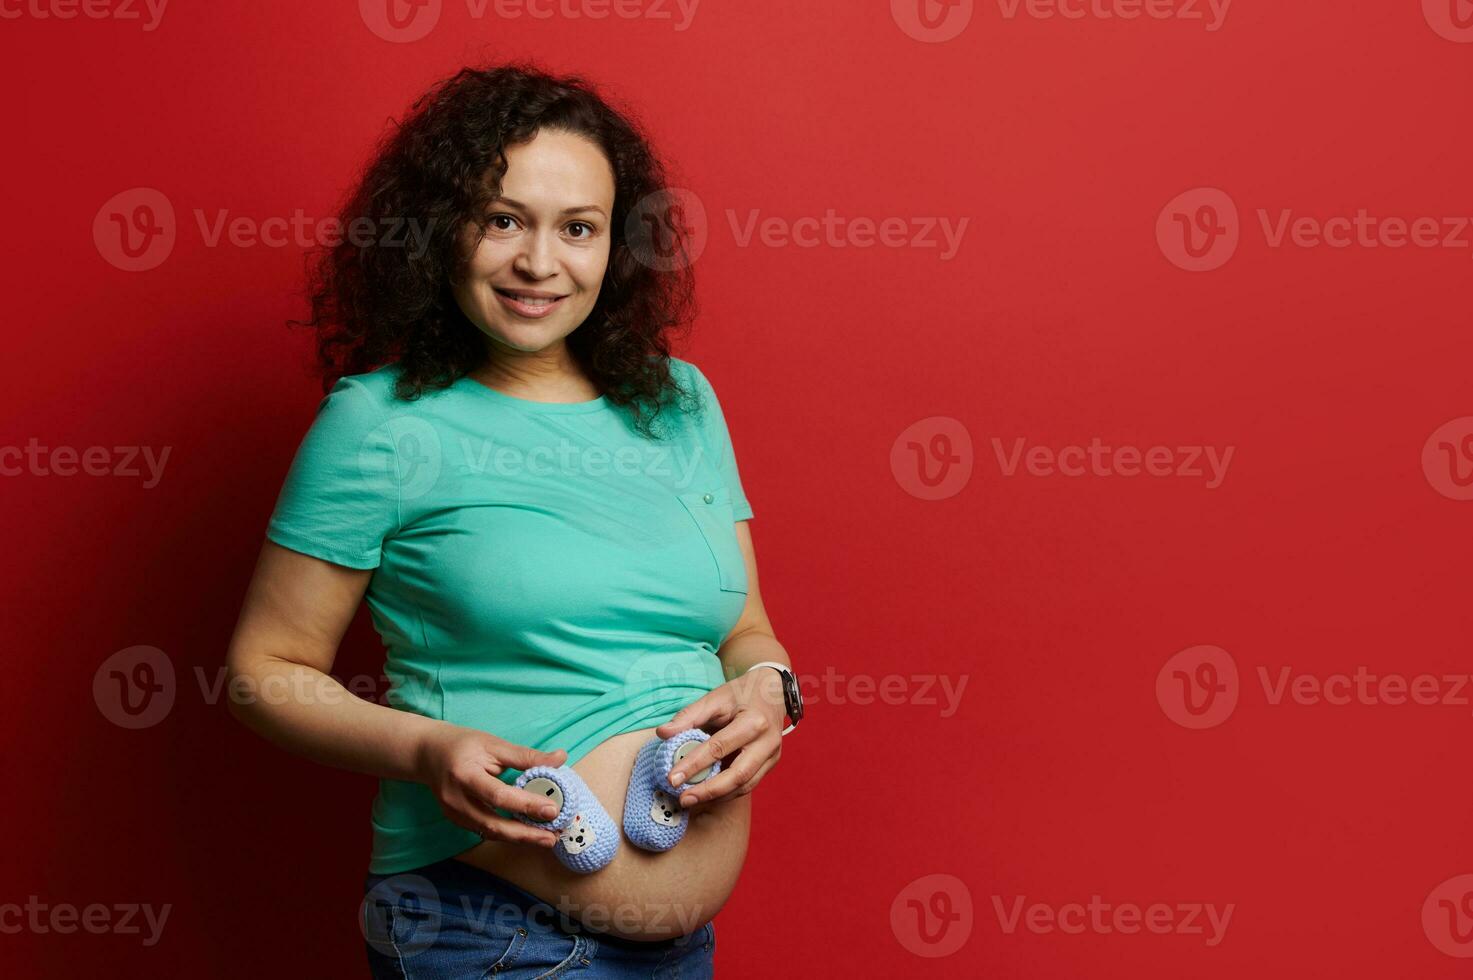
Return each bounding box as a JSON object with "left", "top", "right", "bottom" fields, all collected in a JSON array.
[{"left": 470, "top": 339, "right": 600, "bottom": 403}]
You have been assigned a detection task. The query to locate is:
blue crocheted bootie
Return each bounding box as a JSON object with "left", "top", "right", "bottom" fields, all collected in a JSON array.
[
  {"left": 622, "top": 729, "right": 723, "bottom": 852},
  {"left": 514, "top": 765, "right": 618, "bottom": 874}
]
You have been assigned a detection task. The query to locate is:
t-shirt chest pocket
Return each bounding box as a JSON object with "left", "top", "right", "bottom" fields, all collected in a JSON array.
[{"left": 677, "top": 486, "right": 749, "bottom": 594}]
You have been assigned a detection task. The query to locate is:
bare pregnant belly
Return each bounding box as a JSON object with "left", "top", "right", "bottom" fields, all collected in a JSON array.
[{"left": 453, "top": 726, "right": 751, "bottom": 942}]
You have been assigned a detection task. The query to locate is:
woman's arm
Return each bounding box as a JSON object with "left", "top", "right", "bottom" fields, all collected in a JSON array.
[
  {"left": 225, "top": 540, "right": 566, "bottom": 846},
  {"left": 654, "top": 521, "right": 791, "bottom": 811},
  {"left": 715, "top": 521, "right": 791, "bottom": 712}
]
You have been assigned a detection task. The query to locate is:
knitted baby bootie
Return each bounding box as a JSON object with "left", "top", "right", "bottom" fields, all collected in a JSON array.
[
  {"left": 514, "top": 765, "right": 618, "bottom": 874},
  {"left": 622, "top": 729, "right": 723, "bottom": 852}
]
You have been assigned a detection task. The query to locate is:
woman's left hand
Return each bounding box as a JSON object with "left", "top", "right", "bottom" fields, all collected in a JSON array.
[{"left": 654, "top": 667, "right": 787, "bottom": 813}]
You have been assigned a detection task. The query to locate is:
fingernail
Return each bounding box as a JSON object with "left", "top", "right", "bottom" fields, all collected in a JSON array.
[
  {"left": 541, "top": 805, "right": 557, "bottom": 818},
  {"left": 680, "top": 794, "right": 697, "bottom": 807},
  {"left": 669, "top": 771, "right": 684, "bottom": 786}
]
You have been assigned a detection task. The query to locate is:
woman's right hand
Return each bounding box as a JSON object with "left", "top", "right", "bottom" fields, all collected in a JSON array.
[{"left": 416, "top": 725, "right": 570, "bottom": 848}]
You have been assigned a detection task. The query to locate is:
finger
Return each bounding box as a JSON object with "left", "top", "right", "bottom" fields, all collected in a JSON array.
[
  {"left": 686, "top": 754, "right": 778, "bottom": 815},
  {"left": 655, "top": 695, "right": 721, "bottom": 739},
  {"left": 495, "top": 743, "right": 567, "bottom": 773},
  {"left": 732, "top": 752, "right": 781, "bottom": 798},
  {"left": 465, "top": 770, "right": 561, "bottom": 822},
  {"left": 659, "top": 686, "right": 744, "bottom": 739},
  {"left": 678, "top": 756, "right": 753, "bottom": 809},
  {"left": 463, "top": 811, "right": 560, "bottom": 848},
  {"left": 674, "top": 730, "right": 777, "bottom": 807},
  {"left": 442, "top": 785, "right": 559, "bottom": 845},
  {"left": 668, "top": 713, "right": 763, "bottom": 789}
]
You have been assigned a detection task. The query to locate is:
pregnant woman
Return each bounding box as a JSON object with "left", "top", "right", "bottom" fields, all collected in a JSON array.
[{"left": 224, "top": 64, "right": 801, "bottom": 978}]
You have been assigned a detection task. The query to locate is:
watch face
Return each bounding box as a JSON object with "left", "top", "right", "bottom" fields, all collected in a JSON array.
[{"left": 781, "top": 671, "right": 803, "bottom": 723}]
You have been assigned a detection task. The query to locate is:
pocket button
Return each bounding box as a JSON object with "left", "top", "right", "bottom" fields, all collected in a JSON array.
[{"left": 702, "top": 492, "right": 714, "bottom": 504}]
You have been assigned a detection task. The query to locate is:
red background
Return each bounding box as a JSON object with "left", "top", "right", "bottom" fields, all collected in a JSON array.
[{"left": 3, "top": 0, "right": 1472, "bottom": 976}]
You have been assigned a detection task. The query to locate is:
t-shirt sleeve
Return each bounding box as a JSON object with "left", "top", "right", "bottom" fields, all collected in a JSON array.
[
  {"left": 265, "top": 376, "right": 403, "bottom": 569},
  {"left": 685, "top": 362, "right": 754, "bottom": 521}
]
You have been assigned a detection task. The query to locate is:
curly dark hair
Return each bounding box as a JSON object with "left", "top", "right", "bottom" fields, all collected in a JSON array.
[{"left": 292, "top": 61, "right": 700, "bottom": 436}]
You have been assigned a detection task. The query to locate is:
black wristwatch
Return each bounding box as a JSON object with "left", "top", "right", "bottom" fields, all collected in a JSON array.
[{"left": 744, "top": 661, "right": 803, "bottom": 735}]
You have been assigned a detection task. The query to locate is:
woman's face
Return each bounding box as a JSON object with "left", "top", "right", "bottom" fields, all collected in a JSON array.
[{"left": 453, "top": 128, "right": 616, "bottom": 356}]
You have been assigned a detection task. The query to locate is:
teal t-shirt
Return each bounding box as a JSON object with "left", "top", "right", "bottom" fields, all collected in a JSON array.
[{"left": 264, "top": 357, "right": 753, "bottom": 874}]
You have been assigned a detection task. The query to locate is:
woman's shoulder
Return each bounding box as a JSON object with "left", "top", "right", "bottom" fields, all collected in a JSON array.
[
  {"left": 329, "top": 361, "right": 401, "bottom": 398},
  {"left": 296, "top": 363, "right": 462, "bottom": 456},
  {"left": 321, "top": 361, "right": 448, "bottom": 417},
  {"left": 666, "top": 355, "right": 719, "bottom": 405}
]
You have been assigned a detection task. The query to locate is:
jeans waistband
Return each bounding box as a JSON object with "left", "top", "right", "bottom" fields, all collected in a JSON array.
[{"left": 365, "top": 855, "right": 708, "bottom": 952}]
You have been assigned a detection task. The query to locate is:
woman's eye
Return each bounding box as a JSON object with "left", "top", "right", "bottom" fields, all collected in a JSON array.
[
  {"left": 487, "top": 214, "right": 518, "bottom": 231},
  {"left": 566, "top": 221, "right": 595, "bottom": 240}
]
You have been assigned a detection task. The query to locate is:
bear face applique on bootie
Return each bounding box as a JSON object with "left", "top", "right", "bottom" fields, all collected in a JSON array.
[{"left": 514, "top": 765, "right": 619, "bottom": 874}]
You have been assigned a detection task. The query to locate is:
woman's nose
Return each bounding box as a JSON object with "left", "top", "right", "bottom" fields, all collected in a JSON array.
[{"left": 513, "top": 230, "right": 559, "bottom": 279}]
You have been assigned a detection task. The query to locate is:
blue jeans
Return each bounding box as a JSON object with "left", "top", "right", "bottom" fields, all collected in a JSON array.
[{"left": 362, "top": 857, "right": 715, "bottom": 979}]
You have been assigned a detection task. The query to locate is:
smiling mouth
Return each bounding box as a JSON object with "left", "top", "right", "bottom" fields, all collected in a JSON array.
[{"left": 494, "top": 287, "right": 567, "bottom": 307}]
